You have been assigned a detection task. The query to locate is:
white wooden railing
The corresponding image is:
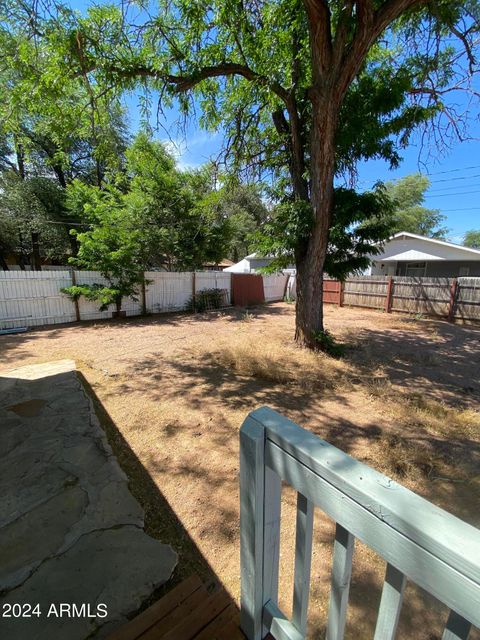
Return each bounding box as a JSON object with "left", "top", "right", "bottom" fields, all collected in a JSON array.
[{"left": 239, "top": 407, "right": 480, "bottom": 640}]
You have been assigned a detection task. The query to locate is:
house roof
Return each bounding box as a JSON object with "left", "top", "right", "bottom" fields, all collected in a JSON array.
[
  {"left": 389, "top": 232, "right": 480, "bottom": 256},
  {"left": 202, "top": 258, "right": 234, "bottom": 267},
  {"left": 374, "top": 232, "right": 480, "bottom": 262}
]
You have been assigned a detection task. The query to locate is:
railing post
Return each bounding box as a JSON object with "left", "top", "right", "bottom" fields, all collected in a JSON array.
[{"left": 240, "top": 415, "right": 281, "bottom": 640}]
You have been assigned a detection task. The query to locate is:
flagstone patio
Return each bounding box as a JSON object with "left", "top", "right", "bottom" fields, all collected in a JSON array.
[{"left": 0, "top": 360, "right": 177, "bottom": 639}]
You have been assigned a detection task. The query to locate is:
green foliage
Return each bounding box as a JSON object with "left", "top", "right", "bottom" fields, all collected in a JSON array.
[
  {"left": 63, "top": 133, "right": 247, "bottom": 310},
  {"left": 189, "top": 288, "right": 227, "bottom": 312},
  {"left": 312, "top": 329, "right": 345, "bottom": 358},
  {"left": 255, "top": 186, "right": 394, "bottom": 278},
  {"left": 0, "top": 172, "right": 71, "bottom": 263},
  {"left": 464, "top": 230, "right": 480, "bottom": 249},
  {"left": 199, "top": 184, "right": 269, "bottom": 261},
  {"left": 254, "top": 200, "right": 314, "bottom": 272},
  {"left": 66, "top": 181, "right": 144, "bottom": 310},
  {"left": 385, "top": 174, "right": 448, "bottom": 238},
  {"left": 1, "top": 0, "right": 479, "bottom": 338},
  {"left": 61, "top": 283, "right": 129, "bottom": 312}
]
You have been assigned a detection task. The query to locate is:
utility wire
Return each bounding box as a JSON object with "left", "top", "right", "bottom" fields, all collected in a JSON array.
[
  {"left": 430, "top": 173, "right": 480, "bottom": 184},
  {"left": 425, "top": 189, "right": 480, "bottom": 198},
  {"left": 429, "top": 183, "right": 480, "bottom": 194}
]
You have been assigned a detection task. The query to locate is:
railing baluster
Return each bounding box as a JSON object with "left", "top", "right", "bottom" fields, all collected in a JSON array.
[
  {"left": 292, "top": 492, "right": 314, "bottom": 636},
  {"left": 373, "top": 563, "right": 407, "bottom": 640},
  {"left": 326, "top": 524, "right": 355, "bottom": 640},
  {"left": 442, "top": 610, "right": 472, "bottom": 640},
  {"left": 240, "top": 417, "right": 282, "bottom": 640},
  {"left": 263, "top": 465, "right": 282, "bottom": 610}
]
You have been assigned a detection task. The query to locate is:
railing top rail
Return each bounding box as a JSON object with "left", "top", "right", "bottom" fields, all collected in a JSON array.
[{"left": 246, "top": 407, "right": 480, "bottom": 587}]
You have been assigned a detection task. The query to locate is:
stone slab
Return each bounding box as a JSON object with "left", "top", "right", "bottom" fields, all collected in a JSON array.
[{"left": 0, "top": 361, "right": 177, "bottom": 639}]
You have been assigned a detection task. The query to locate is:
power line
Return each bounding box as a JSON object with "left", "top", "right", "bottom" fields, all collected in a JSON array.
[
  {"left": 430, "top": 173, "right": 480, "bottom": 184},
  {"left": 423, "top": 164, "right": 480, "bottom": 177},
  {"left": 441, "top": 207, "right": 480, "bottom": 212},
  {"left": 429, "top": 183, "right": 480, "bottom": 194},
  {"left": 425, "top": 189, "right": 480, "bottom": 198}
]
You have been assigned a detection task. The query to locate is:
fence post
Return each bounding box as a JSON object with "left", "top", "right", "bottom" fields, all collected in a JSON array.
[
  {"left": 448, "top": 278, "right": 458, "bottom": 322},
  {"left": 141, "top": 273, "right": 147, "bottom": 315},
  {"left": 338, "top": 281, "right": 345, "bottom": 307},
  {"left": 385, "top": 276, "right": 394, "bottom": 313},
  {"left": 70, "top": 268, "right": 81, "bottom": 322},
  {"left": 192, "top": 271, "right": 196, "bottom": 312}
]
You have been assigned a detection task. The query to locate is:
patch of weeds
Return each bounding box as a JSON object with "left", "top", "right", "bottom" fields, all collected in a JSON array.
[
  {"left": 210, "top": 335, "right": 351, "bottom": 387},
  {"left": 312, "top": 330, "right": 345, "bottom": 358},
  {"left": 374, "top": 434, "right": 446, "bottom": 480},
  {"left": 242, "top": 310, "right": 254, "bottom": 323}
]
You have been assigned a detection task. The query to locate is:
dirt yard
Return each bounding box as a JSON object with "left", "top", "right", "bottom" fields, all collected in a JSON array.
[{"left": 1, "top": 303, "right": 479, "bottom": 639}]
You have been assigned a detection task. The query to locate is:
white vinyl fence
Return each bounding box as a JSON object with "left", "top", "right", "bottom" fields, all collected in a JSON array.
[
  {"left": 263, "top": 274, "right": 289, "bottom": 302},
  {"left": 0, "top": 270, "right": 234, "bottom": 330}
]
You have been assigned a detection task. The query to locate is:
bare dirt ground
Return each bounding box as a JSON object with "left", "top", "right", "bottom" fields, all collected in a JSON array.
[{"left": 1, "top": 303, "right": 479, "bottom": 639}]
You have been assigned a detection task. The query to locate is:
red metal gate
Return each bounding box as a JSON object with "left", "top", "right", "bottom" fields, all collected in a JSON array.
[{"left": 231, "top": 274, "right": 265, "bottom": 306}]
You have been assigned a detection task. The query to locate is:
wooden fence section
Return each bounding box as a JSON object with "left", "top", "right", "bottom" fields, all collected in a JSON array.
[
  {"left": 322, "top": 275, "right": 480, "bottom": 322},
  {"left": 0, "top": 271, "right": 289, "bottom": 330},
  {"left": 0, "top": 270, "right": 232, "bottom": 329}
]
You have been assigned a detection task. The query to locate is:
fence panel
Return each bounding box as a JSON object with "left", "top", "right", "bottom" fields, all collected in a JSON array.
[
  {"left": 343, "top": 276, "right": 388, "bottom": 309},
  {"left": 73, "top": 270, "right": 143, "bottom": 320},
  {"left": 456, "top": 278, "right": 480, "bottom": 322},
  {"left": 0, "top": 270, "right": 76, "bottom": 329},
  {"left": 145, "top": 271, "right": 193, "bottom": 313},
  {"left": 263, "top": 274, "right": 289, "bottom": 302},
  {"left": 391, "top": 277, "right": 450, "bottom": 316},
  {"left": 195, "top": 271, "right": 232, "bottom": 305}
]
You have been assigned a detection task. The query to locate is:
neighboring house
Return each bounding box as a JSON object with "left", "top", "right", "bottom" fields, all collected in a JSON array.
[
  {"left": 224, "top": 253, "right": 295, "bottom": 273},
  {"left": 201, "top": 259, "right": 234, "bottom": 271},
  {"left": 369, "top": 232, "right": 480, "bottom": 277}
]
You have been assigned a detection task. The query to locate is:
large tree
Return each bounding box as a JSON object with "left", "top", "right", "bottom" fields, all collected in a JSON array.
[{"left": 2, "top": 0, "right": 478, "bottom": 347}]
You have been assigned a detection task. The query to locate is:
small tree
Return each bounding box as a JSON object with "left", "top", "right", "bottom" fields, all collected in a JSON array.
[{"left": 62, "top": 184, "right": 145, "bottom": 314}]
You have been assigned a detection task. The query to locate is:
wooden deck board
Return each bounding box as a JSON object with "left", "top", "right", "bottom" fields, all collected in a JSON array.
[{"left": 107, "top": 576, "right": 246, "bottom": 640}]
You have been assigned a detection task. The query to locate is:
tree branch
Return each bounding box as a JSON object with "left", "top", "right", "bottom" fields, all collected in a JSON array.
[
  {"left": 335, "top": 0, "right": 428, "bottom": 101},
  {"left": 303, "top": 0, "right": 333, "bottom": 82},
  {"left": 86, "top": 60, "right": 290, "bottom": 105}
]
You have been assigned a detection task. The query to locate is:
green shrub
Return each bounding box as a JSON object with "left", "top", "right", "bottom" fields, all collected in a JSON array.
[{"left": 188, "top": 288, "right": 228, "bottom": 312}]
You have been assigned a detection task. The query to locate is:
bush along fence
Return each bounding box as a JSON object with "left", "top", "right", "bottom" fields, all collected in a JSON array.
[
  {"left": 317, "top": 275, "right": 480, "bottom": 322},
  {"left": 0, "top": 270, "right": 289, "bottom": 330}
]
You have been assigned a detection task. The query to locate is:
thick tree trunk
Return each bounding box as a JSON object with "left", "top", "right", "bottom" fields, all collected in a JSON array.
[
  {"left": 294, "top": 91, "right": 337, "bottom": 349},
  {"left": 0, "top": 253, "right": 9, "bottom": 270},
  {"left": 31, "top": 232, "right": 42, "bottom": 271}
]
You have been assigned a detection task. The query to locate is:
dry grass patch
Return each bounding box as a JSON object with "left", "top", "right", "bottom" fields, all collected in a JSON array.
[{"left": 209, "top": 332, "right": 352, "bottom": 388}]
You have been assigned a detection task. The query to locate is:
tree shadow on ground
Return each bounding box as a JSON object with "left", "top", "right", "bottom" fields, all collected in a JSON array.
[
  {"left": 77, "top": 372, "right": 240, "bottom": 621},
  {"left": 344, "top": 318, "right": 480, "bottom": 405}
]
